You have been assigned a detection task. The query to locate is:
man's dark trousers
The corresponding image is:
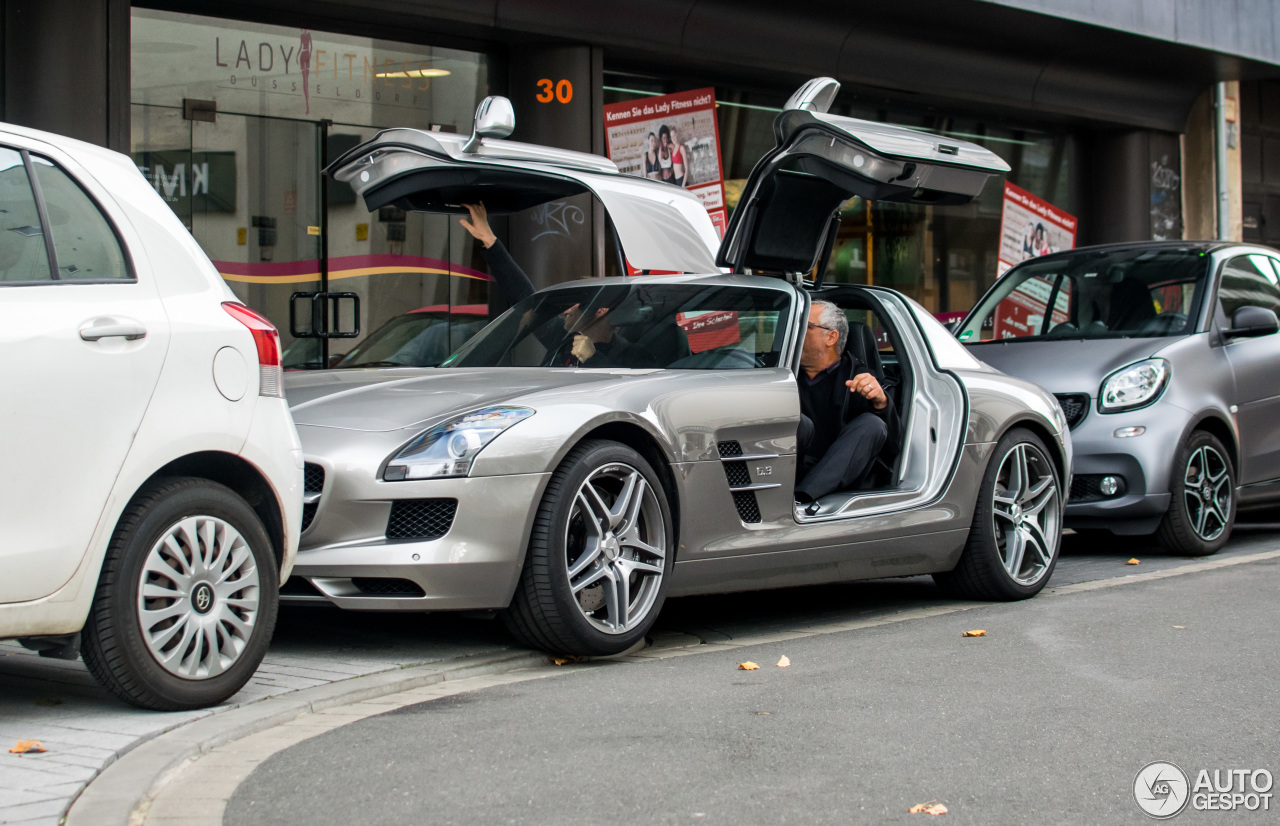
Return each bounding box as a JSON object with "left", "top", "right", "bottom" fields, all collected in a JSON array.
[{"left": 795, "top": 412, "right": 888, "bottom": 502}]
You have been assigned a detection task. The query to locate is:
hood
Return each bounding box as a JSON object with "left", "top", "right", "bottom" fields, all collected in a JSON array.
[
  {"left": 717, "top": 78, "right": 1009, "bottom": 276},
  {"left": 285, "top": 367, "right": 648, "bottom": 432},
  {"left": 964, "top": 337, "right": 1170, "bottom": 395}
]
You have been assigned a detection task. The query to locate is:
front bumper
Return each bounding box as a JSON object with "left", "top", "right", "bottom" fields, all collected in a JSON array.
[
  {"left": 1062, "top": 398, "right": 1186, "bottom": 529},
  {"left": 285, "top": 471, "right": 550, "bottom": 611}
]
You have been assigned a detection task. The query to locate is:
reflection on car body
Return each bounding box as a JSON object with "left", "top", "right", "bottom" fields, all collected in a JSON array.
[{"left": 282, "top": 78, "right": 1072, "bottom": 657}]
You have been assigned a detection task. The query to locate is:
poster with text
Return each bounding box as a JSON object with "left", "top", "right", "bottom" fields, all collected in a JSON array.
[
  {"left": 997, "top": 181, "right": 1077, "bottom": 277},
  {"left": 604, "top": 88, "right": 727, "bottom": 241}
]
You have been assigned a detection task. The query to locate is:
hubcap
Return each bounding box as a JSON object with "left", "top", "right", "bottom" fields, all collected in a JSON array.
[
  {"left": 564, "top": 463, "right": 666, "bottom": 635},
  {"left": 137, "top": 516, "right": 261, "bottom": 680},
  {"left": 1183, "top": 445, "right": 1231, "bottom": 541},
  {"left": 992, "top": 443, "right": 1060, "bottom": 586}
]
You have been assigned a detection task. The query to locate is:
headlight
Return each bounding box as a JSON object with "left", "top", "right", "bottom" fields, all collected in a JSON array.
[
  {"left": 1099, "top": 359, "right": 1170, "bottom": 413},
  {"left": 383, "top": 407, "right": 534, "bottom": 480}
]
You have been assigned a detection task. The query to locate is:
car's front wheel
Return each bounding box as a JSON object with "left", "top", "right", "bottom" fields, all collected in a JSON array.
[
  {"left": 1155, "top": 430, "right": 1235, "bottom": 556},
  {"left": 934, "top": 427, "right": 1062, "bottom": 600},
  {"left": 503, "top": 440, "right": 672, "bottom": 656},
  {"left": 80, "top": 478, "right": 279, "bottom": 710}
]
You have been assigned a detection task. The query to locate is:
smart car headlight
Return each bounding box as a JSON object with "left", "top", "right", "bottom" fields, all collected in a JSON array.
[
  {"left": 383, "top": 407, "right": 534, "bottom": 480},
  {"left": 1099, "top": 359, "right": 1170, "bottom": 413}
]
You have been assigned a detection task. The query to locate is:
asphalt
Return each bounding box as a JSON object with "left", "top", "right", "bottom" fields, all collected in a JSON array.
[{"left": 225, "top": 555, "right": 1280, "bottom": 826}]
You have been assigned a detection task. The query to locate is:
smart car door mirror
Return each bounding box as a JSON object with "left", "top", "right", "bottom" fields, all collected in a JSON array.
[
  {"left": 462, "top": 96, "right": 515, "bottom": 153},
  {"left": 1225, "top": 305, "right": 1280, "bottom": 339}
]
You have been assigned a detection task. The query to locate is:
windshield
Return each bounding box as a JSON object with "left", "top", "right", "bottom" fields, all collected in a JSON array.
[
  {"left": 335, "top": 310, "right": 489, "bottom": 368},
  {"left": 444, "top": 283, "right": 794, "bottom": 369},
  {"left": 959, "top": 248, "right": 1210, "bottom": 343}
]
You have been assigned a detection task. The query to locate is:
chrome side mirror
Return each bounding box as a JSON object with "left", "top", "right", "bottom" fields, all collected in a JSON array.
[
  {"left": 784, "top": 77, "right": 840, "bottom": 114},
  {"left": 462, "top": 96, "right": 515, "bottom": 153}
]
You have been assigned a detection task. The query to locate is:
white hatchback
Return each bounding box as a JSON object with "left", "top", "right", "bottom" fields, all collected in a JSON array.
[{"left": 0, "top": 123, "right": 302, "bottom": 710}]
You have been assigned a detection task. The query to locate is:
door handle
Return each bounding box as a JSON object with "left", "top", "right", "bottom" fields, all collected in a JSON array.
[{"left": 79, "top": 322, "right": 147, "bottom": 341}]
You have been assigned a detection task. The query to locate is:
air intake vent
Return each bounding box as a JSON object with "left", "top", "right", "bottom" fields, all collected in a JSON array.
[
  {"left": 723, "top": 461, "right": 751, "bottom": 487},
  {"left": 351, "top": 578, "right": 426, "bottom": 597},
  {"left": 1054, "top": 393, "right": 1089, "bottom": 430},
  {"left": 386, "top": 499, "right": 458, "bottom": 540},
  {"left": 731, "top": 490, "right": 762, "bottom": 523},
  {"left": 301, "top": 463, "right": 325, "bottom": 532},
  {"left": 717, "top": 440, "right": 743, "bottom": 457}
]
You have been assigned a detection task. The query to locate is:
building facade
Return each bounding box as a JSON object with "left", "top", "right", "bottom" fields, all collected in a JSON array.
[{"left": 4, "top": 0, "right": 1279, "bottom": 364}]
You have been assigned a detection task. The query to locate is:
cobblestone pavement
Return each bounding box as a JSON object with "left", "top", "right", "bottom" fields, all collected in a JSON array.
[{"left": 3, "top": 525, "right": 1277, "bottom": 825}]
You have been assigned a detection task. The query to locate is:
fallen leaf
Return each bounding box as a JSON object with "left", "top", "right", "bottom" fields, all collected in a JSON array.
[
  {"left": 1173, "top": 625, "right": 1186, "bottom": 629},
  {"left": 738, "top": 661, "right": 760, "bottom": 671},
  {"left": 551, "top": 655, "right": 583, "bottom": 666},
  {"left": 776, "top": 655, "right": 791, "bottom": 668},
  {"left": 961, "top": 630, "right": 987, "bottom": 637},
  {"left": 9, "top": 740, "right": 46, "bottom": 754},
  {"left": 1127, "top": 558, "right": 1141, "bottom": 565},
  {"left": 908, "top": 802, "right": 948, "bottom": 815}
]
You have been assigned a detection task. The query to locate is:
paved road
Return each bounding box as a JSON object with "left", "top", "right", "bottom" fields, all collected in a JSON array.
[{"left": 227, "top": 550, "right": 1280, "bottom": 826}]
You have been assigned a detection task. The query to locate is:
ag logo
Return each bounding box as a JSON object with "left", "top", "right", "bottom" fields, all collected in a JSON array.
[
  {"left": 191, "top": 583, "right": 215, "bottom": 615},
  {"left": 1134, "top": 761, "right": 1190, "bottom": 819}
]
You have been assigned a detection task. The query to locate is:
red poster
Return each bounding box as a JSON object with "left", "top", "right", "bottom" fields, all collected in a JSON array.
[
  {"left": 676, "top": 310, "right": 739, "bottom": 353},
  {"left": 997, "top": 181, "right": 1077, "bottom": 276},
  {"left": 603, "top": 88, "right": 727, "bottom": 238}
]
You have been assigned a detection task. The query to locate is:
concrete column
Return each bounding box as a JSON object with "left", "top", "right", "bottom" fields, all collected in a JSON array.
[
  {"left": 1182, "top": 88, "right": 1217, "bottom": 240},
  {"left": 2, "top": 0, "right": 130, "bottom": 151}
]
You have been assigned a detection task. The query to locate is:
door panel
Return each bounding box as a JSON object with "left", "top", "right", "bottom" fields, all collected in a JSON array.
[{"left": 1219, "top": 255, "right": 1280, "bottom": 484}]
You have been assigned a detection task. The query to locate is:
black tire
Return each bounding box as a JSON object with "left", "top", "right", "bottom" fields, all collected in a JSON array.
[
  {"left": 1155, "top": 430, "right": 1235, "bottom": 556},
  {"left": 80, "top": 477, "right": 279, "bottom": 711},
  {"left": 934, "top": 427, "right": 1063, "bottom": 600},
  {"left": 502, "top": 440, "right": 673, "bottom": 656}
]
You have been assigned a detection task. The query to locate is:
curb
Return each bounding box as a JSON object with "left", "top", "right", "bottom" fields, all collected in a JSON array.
[{"left": 63, "top": 649, "right": 550, "bottom": 826}]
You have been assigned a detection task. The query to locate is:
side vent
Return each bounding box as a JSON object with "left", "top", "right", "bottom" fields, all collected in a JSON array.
[
  {"left": 716, "top": 440, "right": 780, "bottom": 524},
  {"left": 301, "top": 463, "right": 325, "bottom": 532}
]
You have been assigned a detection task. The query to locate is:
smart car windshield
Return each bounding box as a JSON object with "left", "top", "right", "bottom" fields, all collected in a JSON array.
[
  {"left": 959, "top": 248, "right": 1211, "bottom": 342},
  {"left": 443, "top": 283, "right": 793, "bottom": 369}
]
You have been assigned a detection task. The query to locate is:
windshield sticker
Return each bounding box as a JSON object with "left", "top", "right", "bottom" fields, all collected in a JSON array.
[
  {"left": 677, "top": 310, "right": 740, "bottom": 353},
  {"left": 958, "top": 330, "right": 974, "bottom": 341}
]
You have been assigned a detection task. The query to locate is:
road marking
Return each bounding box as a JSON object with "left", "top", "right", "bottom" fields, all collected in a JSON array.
[{"left": 135, "top": 548, "right": 1280, "bottom": 825}]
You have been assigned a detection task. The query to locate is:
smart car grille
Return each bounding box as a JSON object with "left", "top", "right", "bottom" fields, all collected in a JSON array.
[
  {"left": 1070, "top": 474, "right": 1126, "bottom": 503},
  {"left": 1054, "top": 394, "right": 1089, "bottom": 430},
  {"left": 723, "top": 461, "right": 752, "bottom": 487},
  {"left": 351, "top": 578, "right": 427, "bottom": 597},
  {"left": 731, "top": 491, "right": 762, "bottom": 522},
  {"left": 386, "top": 499, "right": 458, "bottom": 540},
  {"left": 717, "top": 440, "right": 744, "bottom": 457},
  {"left": 301, "top": 463, "right": 325, "bottom": 532}
]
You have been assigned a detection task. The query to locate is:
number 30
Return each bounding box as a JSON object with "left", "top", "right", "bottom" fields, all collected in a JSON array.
[{"left": 536, "top": 78, "right": 573, "bottom": 104}]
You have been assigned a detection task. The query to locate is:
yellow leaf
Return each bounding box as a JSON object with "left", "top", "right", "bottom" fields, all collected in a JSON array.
[
  {"left": 738, "top": 661, "right": 760, "bottom": 671},
  {"left": 9, "top": 740, "right": 46, "bottom": 754},
  {"left": 551, "top": 655, "right": 583, "bottom": 666},
  {"left": 1127, "top": 558, "right": 1141, "bottom": 565},
  {"left": 776, "top": 655, "right": 791, "bottom": 668},
  {"left": 1173, "top": 625, "right": 1186, "bottom": 629},
  {"left": 908, "top": 802, "right": 949, "bottom": 815},
  {"left": 961, "top": 630, "right": 987, "bottom": 637}
]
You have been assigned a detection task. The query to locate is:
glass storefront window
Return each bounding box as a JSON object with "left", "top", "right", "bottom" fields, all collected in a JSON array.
[{"left": 132, "top": 9, "right": 494, "bottom": 367}]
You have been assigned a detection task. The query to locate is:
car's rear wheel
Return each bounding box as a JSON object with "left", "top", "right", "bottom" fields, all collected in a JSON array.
[
  {"left": 503, "top": 440, "right": 672, "bottom": 656},
  {"left": 81, "top": 478, "right": 278, "bottom": 711},
  {"left": 934, "top": 427, "right": 1062, "bottom": 600},
  {"left": 1155, "top": 431, "right": 1234, "bottom": 556}
]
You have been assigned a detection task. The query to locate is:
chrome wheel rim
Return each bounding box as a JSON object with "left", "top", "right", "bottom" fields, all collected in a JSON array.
[
  {"left": 137, "top": 516, "right": 261, "bottom": 679},
  {"left": 992, "top": 443, "right": 1060, "bottom": 586},
  {"left": 564, "top": 463, "right": 666, "bottom": 635},
  {"left": 1183, "top": 445, "right": 1231, "bottom": 541}
]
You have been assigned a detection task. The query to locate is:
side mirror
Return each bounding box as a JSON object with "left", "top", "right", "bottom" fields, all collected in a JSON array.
[
  {"left": 784, "top": 77, "right": 840, "bottom": 114},
  {"left": 944, "top": 319, "right": 962, "bottom": 335},
  {"left": 1224, "top": 305, "right": 1280, "bottom": 340},
  {"left": 462, "top": 96, "right": 515, "bottom": 153}
]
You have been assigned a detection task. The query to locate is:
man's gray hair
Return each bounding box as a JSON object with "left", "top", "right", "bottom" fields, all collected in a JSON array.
[{"left": 811, "top": 299, "right": 848, "bottom": 353}]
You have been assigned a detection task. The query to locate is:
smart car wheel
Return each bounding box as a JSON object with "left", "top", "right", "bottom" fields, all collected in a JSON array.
[
  {"left": 80, "top": 477, "right": 279, "bottom": 711},
  {"left": 1156, "top": 431, "right": 1234, "bottom": 556},
  {"left": 503, "top": 440, "right": 672, "bottom": 656},
  {"left": 934, "top": 428, "right": 1061, "bottom": 600}
]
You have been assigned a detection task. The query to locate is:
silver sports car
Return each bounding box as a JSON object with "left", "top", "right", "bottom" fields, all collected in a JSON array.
[{"left": 282, "top": 80, "right": 1072, "bottom": 656}]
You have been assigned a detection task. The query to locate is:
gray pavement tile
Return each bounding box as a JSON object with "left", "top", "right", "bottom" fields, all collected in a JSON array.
[{"left": 0, "top": 800, "right": 66, "bottom": 822}]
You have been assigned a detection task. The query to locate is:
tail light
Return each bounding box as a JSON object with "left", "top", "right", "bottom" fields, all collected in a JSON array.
[{"left": 223, "top": 302, "right": 283, "bottom": 397}]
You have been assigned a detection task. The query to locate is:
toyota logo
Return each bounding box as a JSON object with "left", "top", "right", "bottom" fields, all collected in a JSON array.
[{"left": 191, "top": 583, "right": 215, "bottom": 615}]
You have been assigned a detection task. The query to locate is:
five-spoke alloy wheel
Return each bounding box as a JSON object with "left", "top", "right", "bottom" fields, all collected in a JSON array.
[
  {"left": 934, "top": 428, "right": 1062, "bottom": 600},
  {"left": 504, "top": 440, "right": 672, "bottom": 656},
  {"left": 1157, "top": 430, "right": 1235, "bottom": 556}
]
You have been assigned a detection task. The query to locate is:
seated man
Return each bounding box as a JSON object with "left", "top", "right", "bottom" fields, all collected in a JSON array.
[{"left": 795, "top": 300, "right": 902, "bottom": 505}]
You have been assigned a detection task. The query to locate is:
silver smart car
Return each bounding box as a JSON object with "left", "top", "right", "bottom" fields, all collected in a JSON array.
[
  {"left": 281, "top": 79, "right": 1072, "bottom": 656},
  {"left": 958, "top": 241, "right": 1280, "bottom": 555}
]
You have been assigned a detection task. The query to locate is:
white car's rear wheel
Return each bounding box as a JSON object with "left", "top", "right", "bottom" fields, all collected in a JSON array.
[{"left": 81, "top": 478, "right": 278, "bottom": 710}]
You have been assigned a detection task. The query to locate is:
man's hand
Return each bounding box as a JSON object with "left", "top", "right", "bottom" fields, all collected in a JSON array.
[
  {"left": 847, "top": 372, "right": 887, "bottom": 410},
  {"left": 571, "top": 334, "right": 596, "bottom": 364},
  {"left": 459, "top": 203, "right": 497, "bottom": 248}
]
